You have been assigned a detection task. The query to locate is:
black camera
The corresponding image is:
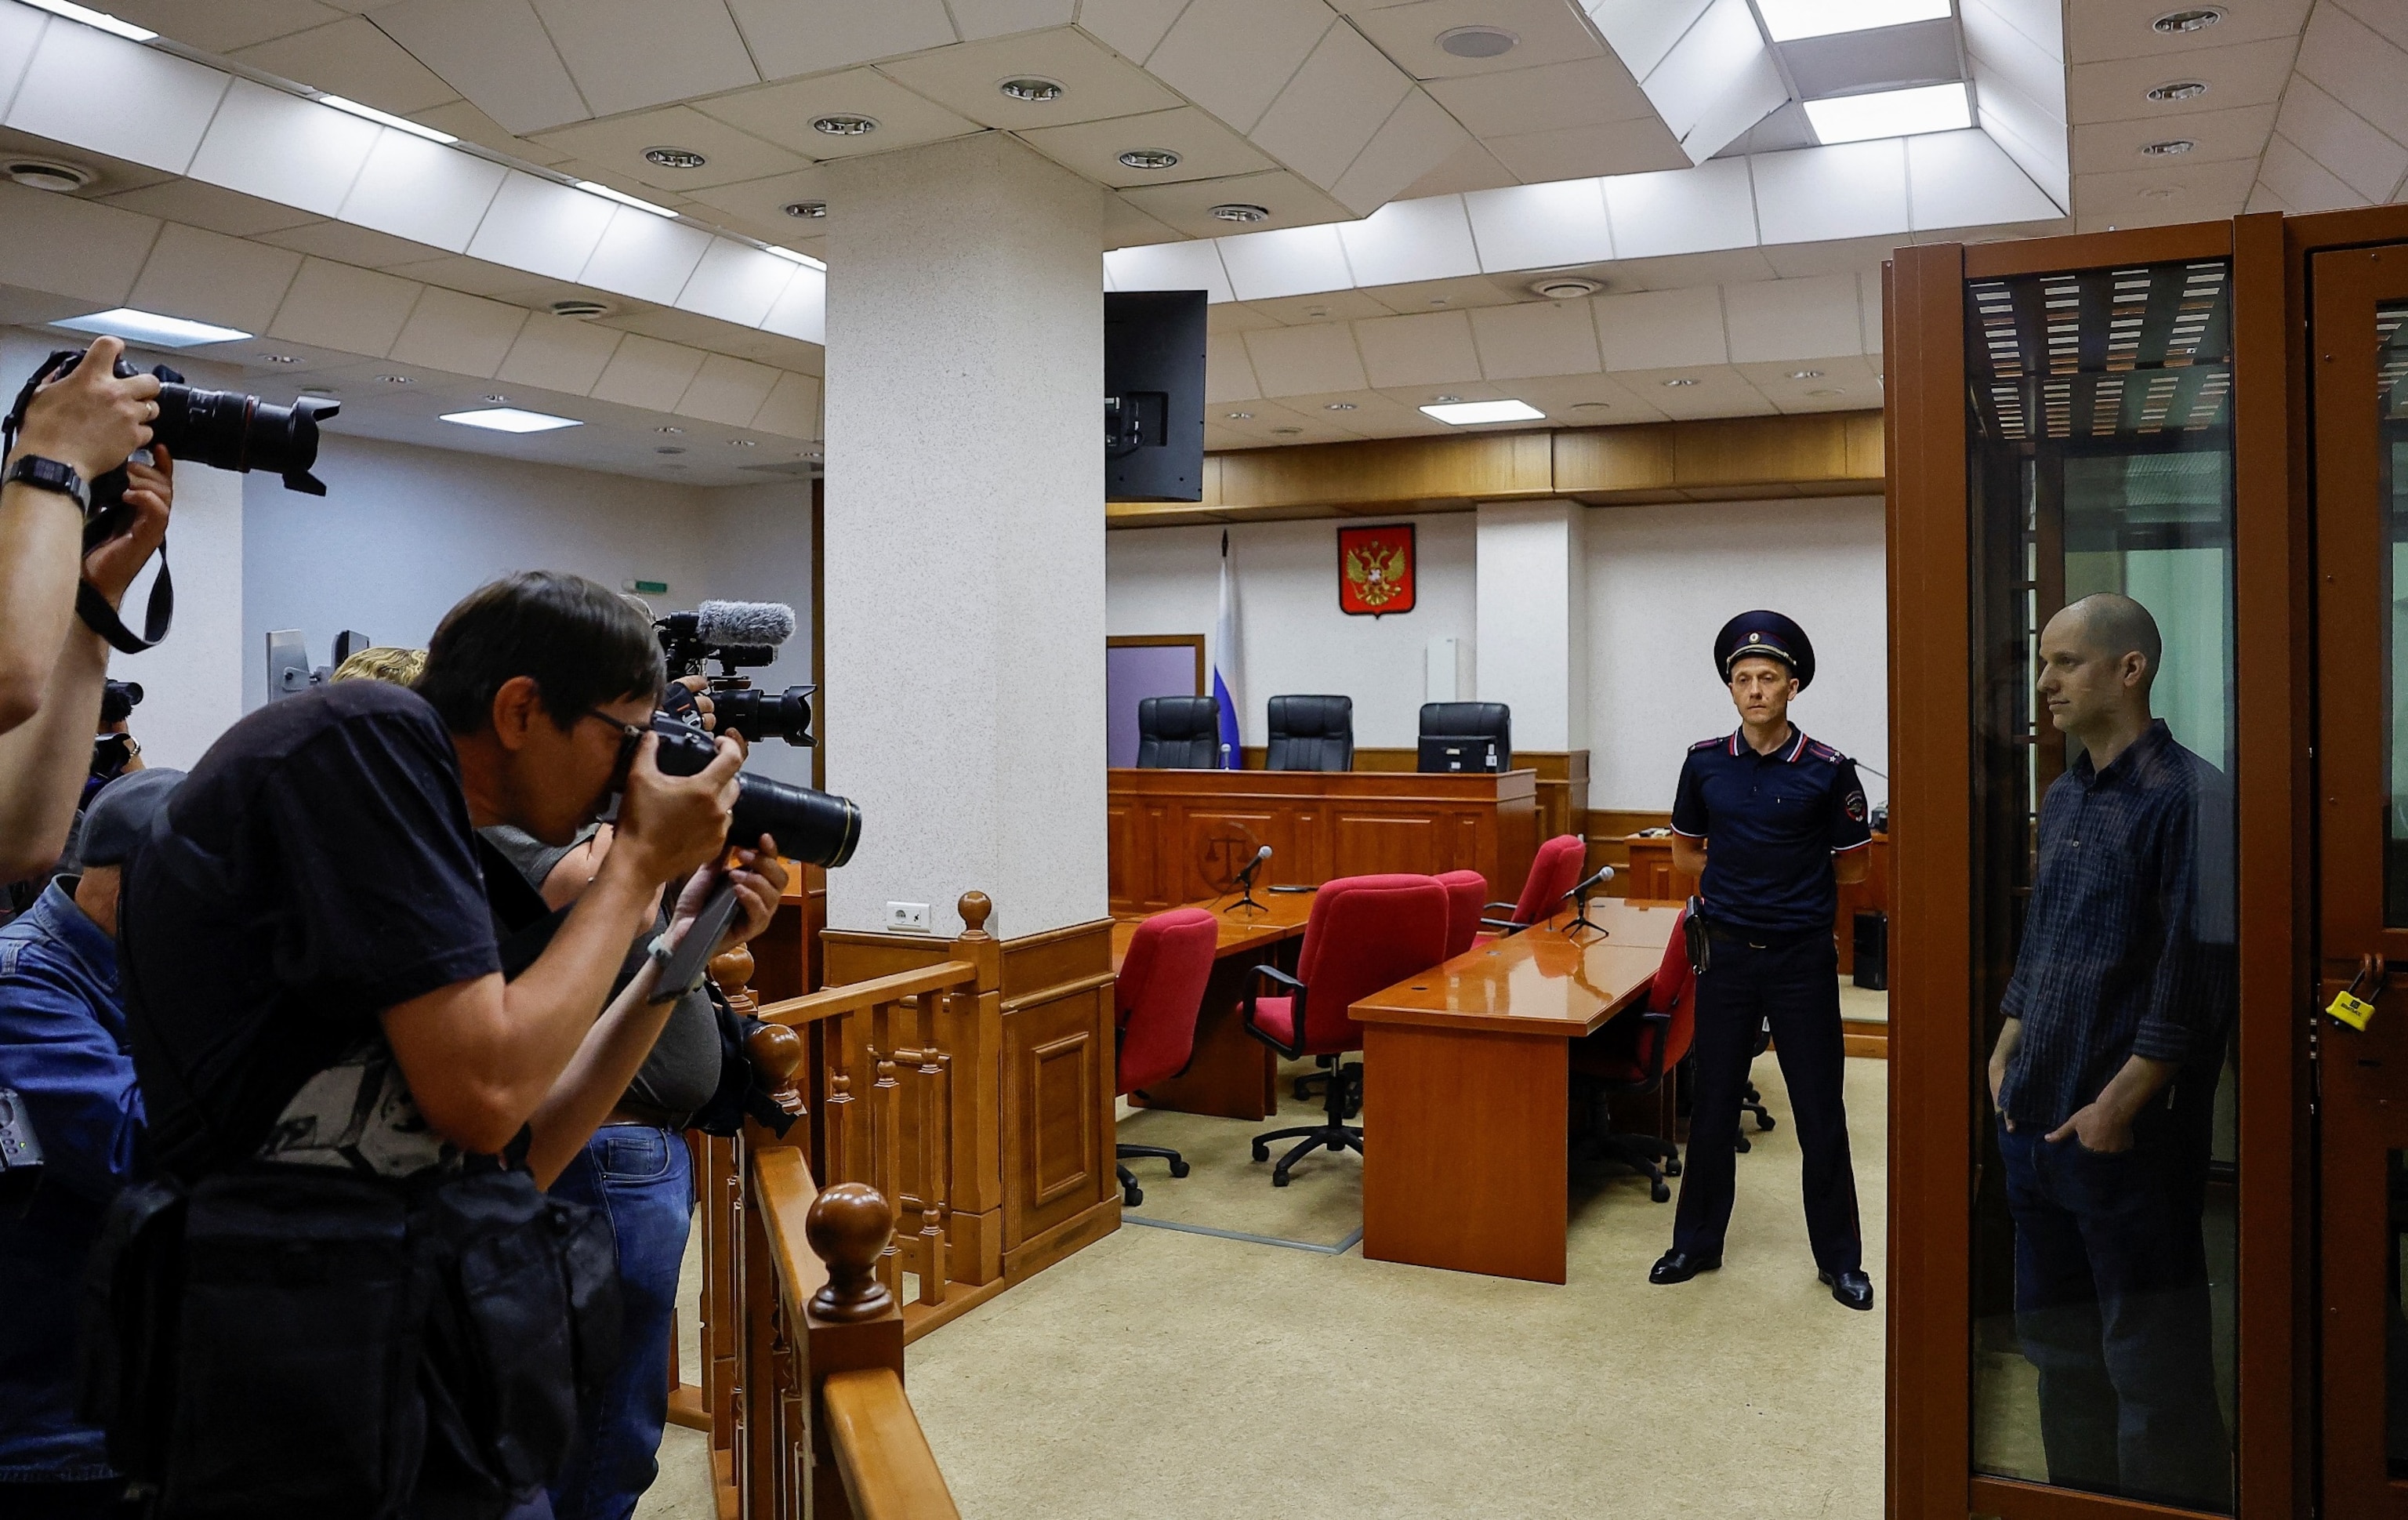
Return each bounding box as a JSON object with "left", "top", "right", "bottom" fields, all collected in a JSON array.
[
  {"left": 655, "top": 601, "right": 815, "bottom": 747},
  {"left": 630, "top": 713, "right": 860, "bottom": 869},
  {"left": 100, "top": 678, "right": 142, "bottom": 726}
]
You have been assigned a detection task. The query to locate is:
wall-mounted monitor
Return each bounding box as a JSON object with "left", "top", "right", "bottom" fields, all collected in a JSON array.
[{"left": 1105, "top": 290, "right": 1206, "bottom": 503}]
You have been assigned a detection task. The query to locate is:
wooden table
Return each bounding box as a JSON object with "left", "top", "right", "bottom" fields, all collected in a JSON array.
[
  {"left": 1112, "top": 891, "right": 1317, "bottom": 1120},
  {"left": 1354, "top": 900, "right": 1681, "bottom": 1285}
]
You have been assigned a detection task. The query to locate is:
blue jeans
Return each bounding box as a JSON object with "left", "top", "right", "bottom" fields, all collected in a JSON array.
[
  {"left": 1998, "top": 1119, "right": 2230, "bottom": 1511},
  {"left": 545, "top": 1126, "right": 694, "bottom": 1520}
]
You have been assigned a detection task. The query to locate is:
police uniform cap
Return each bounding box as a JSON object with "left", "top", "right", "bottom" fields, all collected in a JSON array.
[{"left": 1715, "top": 610, "right": 1815, "bottom": 691}]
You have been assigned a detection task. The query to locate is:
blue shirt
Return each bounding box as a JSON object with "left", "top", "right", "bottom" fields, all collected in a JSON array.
[
  {"left": 1996, "top": 720, "right": 2236, "bottom": 1133},
  {"left": 1670, "top": 726, "right": 1872, "bottom": 935},
  {"left": 0, "top": 880, "right": 139, "bottom": 1482}
]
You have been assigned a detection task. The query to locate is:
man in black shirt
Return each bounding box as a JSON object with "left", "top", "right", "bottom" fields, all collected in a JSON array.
[{"left": 1989, "top": 593, "right": 2235, "bottom": 1511}]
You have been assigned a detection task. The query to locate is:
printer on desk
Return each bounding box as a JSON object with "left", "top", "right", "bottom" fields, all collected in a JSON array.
[{"left": 1417, "top": 702, "right": 1511, "bottom": 774}]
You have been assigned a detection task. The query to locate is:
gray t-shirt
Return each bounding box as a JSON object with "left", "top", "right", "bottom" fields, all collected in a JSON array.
[{"left": 479, "top": 824, "right": 722, "bottom": 1123}]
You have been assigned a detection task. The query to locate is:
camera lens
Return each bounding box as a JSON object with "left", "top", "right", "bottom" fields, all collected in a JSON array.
[
  {"left": 149, "top": 379, "right": 338, "bottom": 496},
  {"left": 710, "top": 685, "right": 814, "bottom": 746},
  {"left": 642, "top": 714, "right": 861, "bottom": 868}
]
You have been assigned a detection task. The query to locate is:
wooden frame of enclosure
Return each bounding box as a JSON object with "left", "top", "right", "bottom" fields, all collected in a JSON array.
[{"left": 1884, "top": 216, "right": 2312, "bottom": 1519}]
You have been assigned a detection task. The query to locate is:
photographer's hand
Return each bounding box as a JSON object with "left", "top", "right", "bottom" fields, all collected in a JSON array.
[
  {"left": 610, "top": 728, "right": 742, "bottom": 887},
  {"left": 669, "top": 835, "right": 789, "bottom": 959},
  {"left": 85, "top": 444, "right": 172, "bottom": 607},
  {"left": 9, "top": 337, "right": 161, "bottom": 481}
]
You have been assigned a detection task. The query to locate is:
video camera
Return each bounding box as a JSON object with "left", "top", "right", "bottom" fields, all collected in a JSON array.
[{"left": 655, "top": 601, "right": 816, "bottom": 748}]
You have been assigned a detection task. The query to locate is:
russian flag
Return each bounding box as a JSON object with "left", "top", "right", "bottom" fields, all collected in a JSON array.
[{"left": 1213, "top": 531, "right": 1242, "bottom": 768}]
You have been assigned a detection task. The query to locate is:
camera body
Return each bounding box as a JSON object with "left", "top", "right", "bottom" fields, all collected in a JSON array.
[
  {"left": 655, "top": 604, "right": 816, "bottom": 747},
  {"left": 100, "top": 678, "right": 142, "bottom": 727},
  {"left": 632, "top": 713, "right": 860, "bottom": 869}
]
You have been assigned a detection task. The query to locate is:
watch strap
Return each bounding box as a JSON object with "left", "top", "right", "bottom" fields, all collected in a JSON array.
[{"left": 5, "top": 454, "right": 88, "bottom": 513}]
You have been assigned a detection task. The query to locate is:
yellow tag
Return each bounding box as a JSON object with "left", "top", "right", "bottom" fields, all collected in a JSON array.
[{"left": 2330, "top": 990, "right": 2377, "bottom": 1032}]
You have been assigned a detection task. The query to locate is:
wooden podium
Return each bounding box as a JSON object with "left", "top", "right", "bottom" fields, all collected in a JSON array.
[{"left": 1107, "top": 767, "right": 1540, "bottom": 916}]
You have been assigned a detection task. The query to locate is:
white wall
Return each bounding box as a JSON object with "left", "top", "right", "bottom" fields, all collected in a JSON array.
[
  {"left": 1106, "top": 512, "right": 1477, "bottom": 749},
  {"left": 1586, "top": 495, "right": 1888, "bottom": 812}
]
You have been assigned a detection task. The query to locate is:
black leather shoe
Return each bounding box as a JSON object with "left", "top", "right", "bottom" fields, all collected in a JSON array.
[
  {"left": 1819, "top": 1268, "right": 1874, "bottom": 1311},
  {"left": 1648, "top": 1249, "right": 1721, "bottom": 1285}
]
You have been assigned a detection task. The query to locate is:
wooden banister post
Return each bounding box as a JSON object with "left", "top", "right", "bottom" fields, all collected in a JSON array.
[{"left": 804, "top": 1183, "right": 906, "bottom": 1520}]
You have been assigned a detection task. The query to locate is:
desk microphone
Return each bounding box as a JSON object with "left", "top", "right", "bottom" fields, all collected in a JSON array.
[
  {"left": 1561, "top": 864, "right": 1614, "bottom": 939},
  {"left": 1561, "top": 863, "right": 1615, "bottom": 900},
  {"left": 1228, "top": 845, "right": 1271, "bottom": 916}
]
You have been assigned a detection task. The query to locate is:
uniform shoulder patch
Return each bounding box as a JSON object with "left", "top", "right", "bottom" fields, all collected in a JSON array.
[
  {"left": 1688, "top": 736, "right": 1724, "bottom": 752},
  {"left": 1808, "top": 742, "right": 1846, "bottom": 763}
]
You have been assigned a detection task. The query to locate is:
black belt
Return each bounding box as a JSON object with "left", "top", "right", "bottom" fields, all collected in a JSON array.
[{"left": 1705, "top": 922, "right": 1827, "bottom": 952}]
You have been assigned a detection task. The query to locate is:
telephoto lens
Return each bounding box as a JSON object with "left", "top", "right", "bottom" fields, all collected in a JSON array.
[
  {"left": 709, "top": 684, "right": 815, "bottom": 745},
  {"left": 134, "top": 361, "right": 338, "bottom": 495},
  {"left": 640, "top": 715, "right": 861, "bottom": 868}
]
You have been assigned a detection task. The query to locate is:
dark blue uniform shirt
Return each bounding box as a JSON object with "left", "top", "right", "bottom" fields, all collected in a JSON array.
[{"left": 1671, "top": 726, "right": 1872, "bottom": 935}]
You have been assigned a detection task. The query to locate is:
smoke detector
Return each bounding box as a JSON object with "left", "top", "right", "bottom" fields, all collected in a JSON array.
[
  {"left": 549, "top": 299, "right": 612, "bottom": 320},
  {"left": 8, "top": 159, "right": 91, "bottom": 192},
  {"left": 1530, "top": 276, "right": 1602, "bottom": 299}
]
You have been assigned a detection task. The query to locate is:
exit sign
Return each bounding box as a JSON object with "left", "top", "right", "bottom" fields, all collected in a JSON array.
[{"left": 624, "top": 579, "right": 669, "bottom": 595}]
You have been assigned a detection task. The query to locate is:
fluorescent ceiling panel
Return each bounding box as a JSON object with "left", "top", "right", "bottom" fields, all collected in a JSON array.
[
  {"left": 766, "top": 246, "right": 825, "bottom": 270},
  {"left": 440, "top": 407, "right": 584, "bottom": 433},
  {"left": 20, "top": 0, "right": 153, "bottom": 41},
  {"left": 1756, "top": 0, "right": 1952, "bottom": 43},
  {"left": 1804, "top": 82, "right": 1971, "bottom": 145},
  {"left": 575, "top": 180, "right": 678, "bottom": 218},
  {"left": 55, "top": 308, "right": 249, "bottom": 347},
  {"left": 1420, "top": 399, "right": 1545, "bottom": 425},
  {"left": 319, "top": 95, "right": 457, "bottom": 144}
]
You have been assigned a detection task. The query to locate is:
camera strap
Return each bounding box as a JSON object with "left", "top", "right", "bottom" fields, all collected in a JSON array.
[{"left": 74, "top": 554, "right": 171, "bottom": 655}]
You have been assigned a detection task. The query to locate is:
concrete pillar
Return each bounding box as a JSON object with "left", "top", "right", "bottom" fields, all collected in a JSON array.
[
  {"left": 819, "top": 135, "right": 1106, "bottom": 940},
  {"left": 1473, "top": 499, "right": 1588, "bottom": 752}
]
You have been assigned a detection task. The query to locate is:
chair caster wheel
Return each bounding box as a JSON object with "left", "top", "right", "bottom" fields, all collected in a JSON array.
[
  {"left": 1665, "top": 1159, "right": 1682, "bottom": 1177},
  {"left": 1735, "top": 1136, "right": 1752, "bottom": 1154},
  {"left": 1272, "top": 1173, "right": 1291, "bottom": 1188},
  {"left": 1252, "top": 1145, "right": 1270, "bottom": 1163},
  {"left": 1170, "top": 1159, "right": 1191, "bottom": 1178},
  {"left": 1123, "top": 1185, "right": 1144, "bottom": 1206},
  {"left": 1651, "top": 1182, "right": 1670, "bottom": 1203}
]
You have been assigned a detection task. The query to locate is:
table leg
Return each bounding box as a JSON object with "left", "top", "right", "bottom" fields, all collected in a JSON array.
[{"left": 1362, "top": 1023, "right": 1568, "bottom": 1284}]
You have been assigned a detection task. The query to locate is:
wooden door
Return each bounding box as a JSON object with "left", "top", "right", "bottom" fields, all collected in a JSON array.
[{"left": 2313, "top": 242, "right": 2408, "bottom": 1519}]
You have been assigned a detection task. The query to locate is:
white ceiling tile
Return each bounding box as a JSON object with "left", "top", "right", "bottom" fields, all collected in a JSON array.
[
  {"left": 1962, "top": 0, "right": 2065, "bottom": 120},
  {"left": 188, "top": 80, "right": 381, "bottom": 216},
  {"left": 1637, "top": 0, "right": 1775, "bottom": 158},
  {"left": 2071, "top": 154, "right": 2258, "bottom": 223},
  {"left": 267, "top": 257, "right": 421, "bottom": 353},
  {"left": 676, "top": 352, "right": 781, "bottom": 425},
  {"left": 1359, "top": 273, "right": 1528, "bottom": 313},
  {"left": 1910, "top": 127, "right": 2067, "bottom": 228},
  {"left": 1464, "top": 178, "right": 1613, "bottom": 272},
  {"left": 2065, "top": 0, "right": 2308, "bottom": 63},
  {"left": 758, "top": 267, "right": 823, "bottom": 343},
  {"left": 1331, "top": 88, "right": 1475, "bottom": 214},
  {"left": 231, "top": 16, "right": 462, "bottom": 114},
  {"left": 2255, "top": 131, "right": 2363, "bottom": 212},
  {"left": 591, "top": 332, "right": 709, "bottom": 408},
  {"left": 466, "top": 172, "right": 619, "bottom": 281},
  {"left": 532, "top": 107, "right": 810, "bottom": 191},
  {"left": 1580, "top": 0, "right": 1714, "bottom": 82},
  {"left": 0, "top": 182, "right": 156, "bottom": 307},
  {"left": 681, "top": 166, "right": 833, "bottom": 237},
  {"left": 1217, "top": 223, "right": 1354, "bottom": 300},
  {"left": 125, "top": 223, "right": 300, "bottom": 335},
  {"left": 1242, "top": 321, "right": 1369, "bottom": 394},
  {"left": 695, "top": 70, "right": 984, "bottom": 158},
  {"left": 749, "top": 369, "right": 821, "bottom": 436},
  {"left": 2274, "top": 76, "right": 2408, "bottom": 203},
  {"left": 1594, "top": 284, "right": 1725, "bottom": 371},
  {"left": 1247, "top": 288, "right": 1395, "bottom": 322},
  {"left": 1721, "top": 274, "right": 1860, "bottom": 365},
  {"left": 2297, "top": 2, "right": 2408, "bottom": 148},
  {"left": 1208, "top": 299, "right": 1282, "bottom": 331},
  {"left": 1486, "top": 124, "right": 1691, "bottom": 183},
  {"left": 370, "top": 0, "right": 590, "bottom": 136},
  {"left": 578, "top": 207, "right": 716, "bottom": 304},
  {"left": 1353, "top": 0, "right": 1606, "bottom": 81},
  {"left": 1396, "top": 136, "right": 1518, "bottom": 198},
  {"left": 1103, "top": 194, "right": 1187, "bottom": 246},
  {"left": 108, "top": 0, "right": 344, "bottom": 53},
  {"left": 1468, "top": 299, "right": 1600, "bottom": 379},
  {"left": 0, "top": 5, "right": 42, "bottom": 119},
  {"left": 1076, "top": 0, "right": 1192, "bottom": 63},
  {"left": 875, "top": 27, "right": 1181, "bottom": 129},
  {"left": 530, "top": 0, "right": 759, "bottom": 118},
  {"left": 386, "top": 285, "right": 527, "bottom": 375},
  {"left": 1600, "top": 156, "right": 1754, "bottom": 259},
  {"left": 1206, "top": 329, "right": 1262, "bottom": 401},
  {"left": 2073, "top": 103, "right": 2278, "bottom": 172},
  {"left": 2337, "top": 0, "right": 2408, "bottom": 50},
  {"left": 1960, "top": 0, "right": 2062, "bottom": 63},
  {"left": 951, "top": 0, "right": 1080, "bottom": 39},
  {"left": 409, "top": 100, "right": 557, "bottom": 161},
  {"left": 2243, "top": 180, "right": 2294, "bottom": 215},
  {"left": 7, "top": 21, "right": 227, "bottom": 176},
  {"left": 723, "top": 0, "right": 955, "bottom": 82},
  {"left": 496, "top": 310, "right": 625, "bottom": 391},
  {"left": 1249, "top": 23, "right": 1412, "bottom": 189},
  {"left": 97, "top": 180, "right": 321, "bottom": 237},
  {"left": 1751, "top": 140, "right": 1909, "bottom": 246},
  {"left": 339, "top": 129, "right": 509, "bottom": 251},
  {"left": 1104, "top": 239, "right": 1236, "bottom": 302},
  {"left": 1600, "top": 246, "right": 1779, "bottom": 288},
  {"left": 1859, "top": 268, "right": 1881, "bottom": 354},
  {"left": 1336, "top": 195, "right": 1479, "bottom": 287},
  {"left": 1017, "top": 104, "right": 1276, "bottom": 187},
  {"left": 1144, "top": 0, "right": 1333, "bottom": 132},
  {"left": 1116, "top": 168, "right": 1353, "bottom": 237},
  {"left": 676, "top": 241, "right": 796, "bottom": 327},
  {"left": 1616, "top": 363, "right": 1766, "bottom": 418},
  {"left": 1757, "top": 236, "right": 1891, "bottom": 280},
  {"left": 2068, "top": 37, "right": 2302, "bottom": 123},
  {"left": 1424, "top": 56, "right": 1658, "bottom": 137},
  {"left": 256, "top": 218, "right": 443, "bottom": 267},
  {"left": 1973, "top": 62, "right": 2071, "bottom": 208}
]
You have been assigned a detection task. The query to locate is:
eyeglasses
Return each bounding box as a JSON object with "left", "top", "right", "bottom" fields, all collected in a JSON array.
[{"left": 581, "top": 707, "right": 647, "bottom": 746}]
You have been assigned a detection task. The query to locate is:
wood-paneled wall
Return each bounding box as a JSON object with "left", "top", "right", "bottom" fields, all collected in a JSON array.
[{"left": 1230, "top": 747, "right": 1587, "bottom": 843}]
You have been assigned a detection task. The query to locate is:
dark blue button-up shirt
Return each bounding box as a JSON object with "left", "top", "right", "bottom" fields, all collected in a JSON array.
[
  {"left": 1997, "top": 720, "right": 2237, "bottom": 1132},
  {"left": 1671, "top": 725, "right": 1872, "bottom": 935},
  {"left": 0, "top": 880, "right": 140, "bottom": 1482}
]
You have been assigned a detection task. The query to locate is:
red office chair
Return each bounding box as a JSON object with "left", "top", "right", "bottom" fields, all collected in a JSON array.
[
  {"left": 1242, "top": 874, "right": 1449, "bottom": 1186},
  {"left": 1568, "top": 907, "right": 1697, "bottom": 1202},
  {"left": 1114, "top": 908, "right": 1219, "bottom": 1206},
  {"left": 1481, "top": 833, "right": 1589, "bottom": 938},
  {"left": 1438, "top": 869, "right": 1488, "bottom": 959}
]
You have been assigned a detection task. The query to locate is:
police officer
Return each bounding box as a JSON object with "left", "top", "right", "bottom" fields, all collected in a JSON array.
[{"left": 1648, "top": 611, "right": 1874, "bottom": 1311}]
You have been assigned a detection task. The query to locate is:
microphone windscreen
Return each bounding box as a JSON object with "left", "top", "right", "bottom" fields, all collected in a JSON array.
[
  {"left": 1255, "top": 845, "right": 1272, "bottom": 862},
  {"left": 695, "top": 600, "right": 796, "bottom": 648}
]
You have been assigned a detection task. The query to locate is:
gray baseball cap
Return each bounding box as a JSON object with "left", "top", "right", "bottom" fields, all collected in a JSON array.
[{"left": 78, "top": 767, "right": 184, "bottom": 868}]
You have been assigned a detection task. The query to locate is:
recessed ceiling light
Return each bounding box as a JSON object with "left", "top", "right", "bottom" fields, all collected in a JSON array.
[
  {"left": 783, "top": 200, "right": 828, "bottom": 219},
  {"left": 379, "top": 374, "right": 414, "bottom": 384},
  {"left": 320, "top": 95, "right": 456, "bottom": 143},
  {"left": 1209, "top": 203, "right": 1270, "bottom": 223},
  {"left": 481, "top": 393, "right": 508, "bottom": 403},
  {"left": 1271, "top": 426, "right": 1304, "bottom": 435},
  {"left": 2152, "top": 8, "right": 2222, "bottom": 33},
  {"left": 1429, "top": 296, "right": 1449, "bottom": 306},
  {"left": 1226, "top": 411, "right": 1253, "bottom": 419},
  {"left": 549, "top": 299, "right": 611, "bottom": 319},
  {"left": 1325, "top": 402, "right": 1357, "bottom": 411},
  {"left": 1432, "top": 394, "right": 1462, "bottom": 404},
  {"left": 2146, "top": 81, "right": 2209, "bottom": 103},
  {"left": 643, "top": 146, "right": 709, "bottom": 169},
  {"left": 2141, "top": 139, "right": 2196, "bottom": 156},
  {"left": 998, "top": 77, "right": 1064, "bottom": 103},
  {"left": 656, "top": 445, "right": 687, "bottom": 455},
  {"left": 1421, "top": 399, "right": 1545, "bottom": 425},
  {"left": 54, "top": 309, "right": 249, "bottom": 348},
  {"left": 20, "top": 0, "right": 152, "bottom": 42},
  {"left": 1663, "top": 377, "right": 1699, "bottom": 387},
  {"left": 8, "top": 159, "right": 91, "bottom": 192},
  {"left": 812, "top": 114, "right": 879, "bottom": 136},
  {"left": 1756, "top": 0, "right": 1949, "bottom": 42},
  {"left": 1787, "top": 369, "right": 1824, "bottom": 379},
  {"left": 1436, "top": 25, "right": 1518, "bottom": 58},
  {"left": 576, "top": 180, "right": 678, "bottom": 217},
  {"left": 1806, "top": 387, "right": 1844, "bottom": 397},
  {"left": 1530, "top": 276, "right": 1601, "bottom": 299},
  {"left": 1119, "top": 148, "right": 1181, "bottom": 170},
  {"left": 1804, "top": 82, "right": 1973, "bottom": 145},
  {"left": 727, "top": 438, "right": 756, "bottom": 447},
  {"left": 441, "top": 407, "right": 581, "bottom": 433},
  {"left": 259, "top": 353, "right": 299, "bottom": 365},
  {"left": 766, "top": 245, "right": 826, "bottom": 270},
  {"left": 1305, "top": 306, "right": 1331, "bottom": 317}
]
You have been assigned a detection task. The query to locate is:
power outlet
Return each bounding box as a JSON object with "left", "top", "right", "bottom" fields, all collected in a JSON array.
[{"left": 886, "top": 901, "right": 932, "bottom": 934}]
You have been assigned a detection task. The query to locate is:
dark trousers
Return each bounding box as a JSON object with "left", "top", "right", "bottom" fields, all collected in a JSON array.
[
  {"left": 1998, "top": 1120, "right": 2231, "bottom": 1511},
  {"left": 1670, "top": 931, "right": 1862, "bottom": 1272}
]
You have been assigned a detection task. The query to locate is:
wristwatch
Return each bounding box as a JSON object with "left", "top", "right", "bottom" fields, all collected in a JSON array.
[{"left": 4, "top": 455, "right": 89, "bottom": 515}]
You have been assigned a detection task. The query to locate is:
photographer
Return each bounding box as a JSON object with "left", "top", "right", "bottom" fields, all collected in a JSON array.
[
  {"left": 0, "top": 339, "right": 170, "bottom": 879},
  {"left": 113, "top": 571, "right": 784, "bottom": 1515}
]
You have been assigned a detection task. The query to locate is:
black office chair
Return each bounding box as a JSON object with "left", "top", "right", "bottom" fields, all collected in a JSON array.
[
  {"left": 1136, "top": 695, "right": 1223, "bottom": 768},
  {"left": 1417, "top": 702, "right": 1511, "bottom": 773},
  {"left": 1265, "top": 695, "right": 1353, "bottom": 771}
]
